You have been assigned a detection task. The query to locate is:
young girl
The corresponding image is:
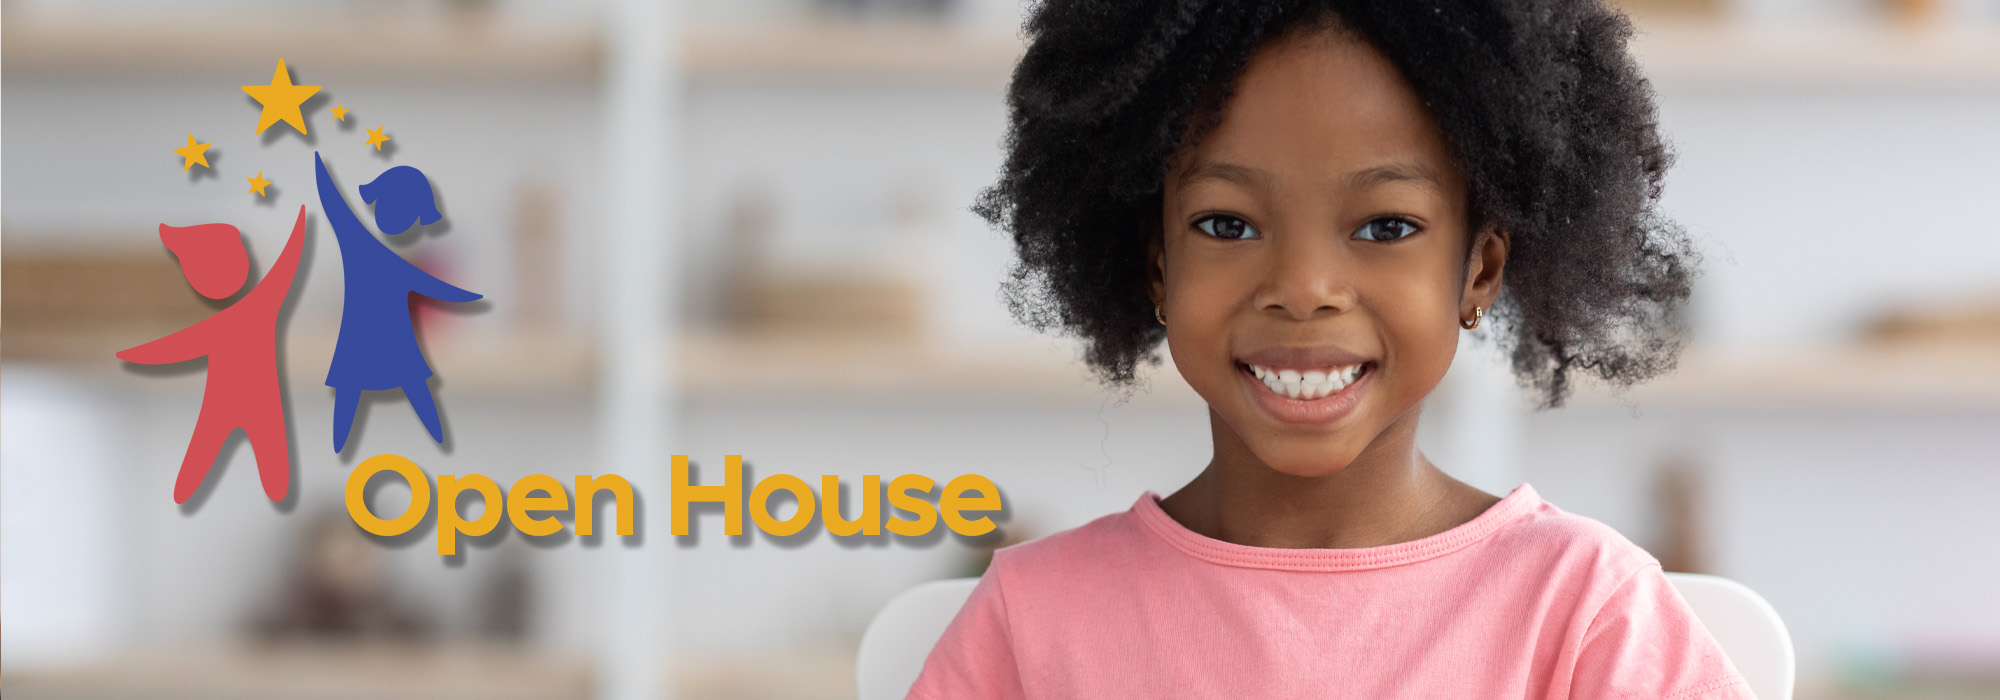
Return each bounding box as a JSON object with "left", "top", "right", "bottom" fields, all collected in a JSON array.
[{"left": 910, "top": 1, "right": 1748, "bottom": 698}]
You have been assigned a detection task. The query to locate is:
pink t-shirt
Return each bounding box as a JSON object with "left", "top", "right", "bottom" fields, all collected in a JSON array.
[{"left": 908, "top": 483, "right": 1755, "bottom": 699}]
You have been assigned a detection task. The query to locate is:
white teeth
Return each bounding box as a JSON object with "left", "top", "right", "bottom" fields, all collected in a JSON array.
[{"left": 1245, "top": 362, "right": 1367, "bottom": 400}]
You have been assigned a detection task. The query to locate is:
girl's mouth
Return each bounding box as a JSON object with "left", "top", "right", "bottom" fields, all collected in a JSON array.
[
  {"left": 1233, "top": 360, "right": 1375, "bottom": 425},
  {"left": 1240, "top": 361, "right": 1372, "bottom": 400}
]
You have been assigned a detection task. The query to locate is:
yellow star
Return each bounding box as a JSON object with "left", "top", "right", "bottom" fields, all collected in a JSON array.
[
  {"left": 330, "top": 103, "right": 348, "bottom": 122},
  {"left": 173, "top": 133, "right": 211, "bottom": 172},
  {"left": 247, "top": 172, "right": 272, "bottom": 196},
  {"left": 365, "top": 125, "right": 391, "bottom": 151},
  {"left": 242, "top": 59, "right": 321, "bottom": 136}
]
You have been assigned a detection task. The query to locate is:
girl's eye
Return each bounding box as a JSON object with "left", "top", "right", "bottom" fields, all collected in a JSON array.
[
  {"left": 1353, "top": 217, "right": 1420, "bottom": 242},
  {"left": 1193, "top": 214, "right": 1261, "bottom": 240}
]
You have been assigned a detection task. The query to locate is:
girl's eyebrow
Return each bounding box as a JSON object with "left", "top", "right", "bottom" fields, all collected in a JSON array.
[
  {"left": 1347, "top": 162, "right": 1445, "bottom": 194},
  {"left": 1175, "top": 160, "right": 1445, "bottom": 195},
  {"left": 1176, "top": 161, "right": 1270, "bottom": 189}
]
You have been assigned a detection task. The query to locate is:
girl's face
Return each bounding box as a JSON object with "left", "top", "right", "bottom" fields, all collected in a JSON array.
[{"left": 1153, "top": 28, "right": 1506, "bottom": 477}]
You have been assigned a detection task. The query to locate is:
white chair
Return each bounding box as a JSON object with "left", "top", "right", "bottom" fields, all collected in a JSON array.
[
  {"left": 1663, "top": 572, "right": 1797, "bottom": 700},
  {"left": 856, "top": 573, "right": 1794, "bottom": 700}
]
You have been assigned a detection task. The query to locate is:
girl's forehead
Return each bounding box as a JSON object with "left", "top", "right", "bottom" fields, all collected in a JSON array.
[{"left": 1179, "top": 30, "right": 1462, "bottom": 191}]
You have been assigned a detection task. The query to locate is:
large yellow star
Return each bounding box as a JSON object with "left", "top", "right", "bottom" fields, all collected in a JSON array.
[
  {"left": 173, "top": 133, "right": 211, "bottom": 172},
  {"left": 242, "top": 59, "right": 321, "bottom": 136},
  {"left": 330, "top": 103, "right": 348, "bottom": 122},
  {"left": 247, "top": 172, "right": 272, "bottom": 196},
  {"left": 365, "top": 125, "right": 391, "bottom": 151}
]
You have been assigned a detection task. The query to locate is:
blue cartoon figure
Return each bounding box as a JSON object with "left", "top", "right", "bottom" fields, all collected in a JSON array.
[{"left": 314, "top": 152, "right": 482, "bottom": 453}]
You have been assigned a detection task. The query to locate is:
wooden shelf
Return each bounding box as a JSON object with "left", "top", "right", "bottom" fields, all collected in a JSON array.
[
  {"left": 10, "top": 12, "right": 1996, "bottom": 88},
  {"left": 1629, "top": 19, "right": 2000, "bottom": 88},
  {"left": 4, "top": 643, "right": 590, "bottom": 700},
  {"left": 3, "top": 643, "right": 860, "bottom": 700},
  {"left": 6, "top": 324, "right": 1203, "bottom": 405},
  {"left": 1566, "top": 340, "right": 2000, "bottom": 409},
  {"left": 17, "top": 318, "right": 2000, "bottom": 408},
  {"left": 0, "top": 16, "right": 1023, "bottom": 86}
]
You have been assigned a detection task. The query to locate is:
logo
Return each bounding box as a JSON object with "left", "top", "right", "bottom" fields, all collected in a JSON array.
[{"left": 119, "top": 60, "right": 480, "bottom": 505}]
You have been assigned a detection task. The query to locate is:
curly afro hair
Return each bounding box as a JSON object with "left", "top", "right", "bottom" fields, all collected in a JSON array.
[{"left": 975, "top": 0, "right": 1699, "bottom": 408}]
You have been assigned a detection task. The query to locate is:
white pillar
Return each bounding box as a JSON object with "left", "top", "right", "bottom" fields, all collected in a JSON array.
[{"left": 597, "top": 0, "right": 679, "bottom": 699}]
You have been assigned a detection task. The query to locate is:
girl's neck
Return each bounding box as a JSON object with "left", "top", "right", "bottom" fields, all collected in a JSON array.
[{"left": 1157, "top": 408, "right": 1500, "bottom": 550}]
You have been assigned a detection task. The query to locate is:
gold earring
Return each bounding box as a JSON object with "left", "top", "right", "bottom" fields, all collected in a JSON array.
[
  {"left": 1460, "top": 306, "right": 1484, "bottom": 330},
  {"left": 1155, "top": 301, "right": 1166, "bottom": 326}
]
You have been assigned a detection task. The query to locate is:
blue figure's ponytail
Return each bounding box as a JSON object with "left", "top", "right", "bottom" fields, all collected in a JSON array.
[{"left": 358, "top": 165, "right": 443, "bottom": 235}]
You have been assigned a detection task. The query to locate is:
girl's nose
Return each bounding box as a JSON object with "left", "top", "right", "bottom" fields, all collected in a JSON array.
[{"left": 1256, "top": 226, "right": 1355, "bottom": 321}]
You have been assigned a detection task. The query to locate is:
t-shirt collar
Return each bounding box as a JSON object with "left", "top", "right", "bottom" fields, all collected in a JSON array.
[{"left": 1130, "top": 483, "right": 1542, "bottom": 572}]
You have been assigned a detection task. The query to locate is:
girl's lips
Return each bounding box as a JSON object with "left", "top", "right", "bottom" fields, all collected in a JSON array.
[{"left": 1237, "top": 360, "right": 1371, "bottom": 425}]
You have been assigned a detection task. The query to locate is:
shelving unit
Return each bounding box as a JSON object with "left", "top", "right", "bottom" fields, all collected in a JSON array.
[{"left": 8, "top": 14, "right": 2000, "bottom": 86}]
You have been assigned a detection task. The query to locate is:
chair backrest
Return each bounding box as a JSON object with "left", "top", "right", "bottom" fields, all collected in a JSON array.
[
  {"left": 857, "top": 578, "right": 981, "bottom": 700},
  {"left": 1662, "top": 572, "right": 1796, "bottom": 700},
  {"left": 858, "top": 574, "right": 1793, "bottom": 700}
]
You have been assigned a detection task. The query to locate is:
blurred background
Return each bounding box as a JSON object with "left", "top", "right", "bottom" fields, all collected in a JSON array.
[{"left": 4, "top": 0, "right": 1999, "bottom": 698}]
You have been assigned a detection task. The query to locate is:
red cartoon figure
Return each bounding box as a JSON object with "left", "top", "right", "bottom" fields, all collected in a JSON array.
[{"left": 118, "top": 205, "right": 308, "bottom": 503}]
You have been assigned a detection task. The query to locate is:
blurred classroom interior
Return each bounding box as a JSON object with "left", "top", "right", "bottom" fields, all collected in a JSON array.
[{"left": 4, "top": 0, "right": 2000, "bottom": 698}]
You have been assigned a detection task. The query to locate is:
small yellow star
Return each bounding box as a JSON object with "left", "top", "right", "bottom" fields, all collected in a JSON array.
[
  {"left": 173, "top": 133, "right": 212, "bottom": 172},
  {"left": 242, "top": 59, "right": 321, "bottom": 136},
  {"left": 247, "top": 172, "right": 272, "bottom": 196},
  {"left": 330, "top": 103, "right": 348, "bottom": 122},
  {"left": 364, "top": 125, "right": 390, "bottom": 151}
]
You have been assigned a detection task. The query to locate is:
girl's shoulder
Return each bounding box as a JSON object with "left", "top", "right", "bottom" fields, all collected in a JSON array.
[
  {"left": 986, "top": 500, "right": 1153, "bottom": 579},
  {"left": 1489, "top": 489, "right": 1666, "bottom": 582}
]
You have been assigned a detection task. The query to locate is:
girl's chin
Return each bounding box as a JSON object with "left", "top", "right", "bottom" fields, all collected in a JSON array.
[{"left": 1241, "top": 442, "right": 1364, "bottom": 479}]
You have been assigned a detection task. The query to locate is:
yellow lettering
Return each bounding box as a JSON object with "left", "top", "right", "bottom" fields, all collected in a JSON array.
[
  {"left": 575, "top": 473, "right": 635, "bottom": 537},
  {"left": 438, "top": 474, "right": 503, "bottom": 556},
  {"left": 821, "top": 474, "right": 880, "bottom": 536},
  {"left": 886, "top": 474, "right": 937, "bottom": 537},
  {"left": 941, "top": 474, "right": 1001, "bottom": 536},
  {"left": 345, "top": 454, "right": 432, "bottom": 537},
  {"left": 508, "top": 474, "right": 569, "bottom": 537},
  {"left": 751, "top": 473, "right": 817, "bottom": 537},
  {"left": 671, "top": 454, "right": 742, "bottom": 536}
]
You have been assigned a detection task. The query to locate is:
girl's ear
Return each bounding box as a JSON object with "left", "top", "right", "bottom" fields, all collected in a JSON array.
[
  {"left": 1461, "top": 226, "right": 1508, "bottom": 314},
  {"left": 1147, "top": 232, "right": 1167, "bottom": 307}
]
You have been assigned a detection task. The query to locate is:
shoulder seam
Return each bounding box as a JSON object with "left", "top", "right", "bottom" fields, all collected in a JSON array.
[{"left": 1579, "top": 560, "right": 1660, "bottom": 647}]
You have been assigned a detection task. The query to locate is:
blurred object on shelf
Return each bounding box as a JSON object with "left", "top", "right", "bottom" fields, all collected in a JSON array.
[
  {"left": 442, "top": 0, "right": 500, "bottom": 30},
  {"left": 732, "top": 267, "right": 924, "bottom": 339},
  {"left": 2, "top": 246, "right": 218, "bottom": 360},
  {"left": 718, "top": 185, "right": 924, "bottom": 341},
  {"left": 1649, "top": 453, "right": 1711, "bottom": 576},
  {"left": 1882, "top": 0, "right": 1947, "bottom": 24},
  {"left": 510, "top": 181, "right": 564, "bottom": 331},
  {"left": 477, "top": 545, "right": 533, "bottom": 642},
  {"left": 817, "top": 0, "right": 959, "bottom": 21},
  {"left": 718, "top": 185, "right": 778, "bottom": 329},
  {"left": 252, "top": 511, "right": 430, "bottom": 642},
  {"left": 1862, "top": 292, "right": 2000, "bottom": 347},
  {"left": 1612, "top": 0, "right": 1725, "bottom": 18}
]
